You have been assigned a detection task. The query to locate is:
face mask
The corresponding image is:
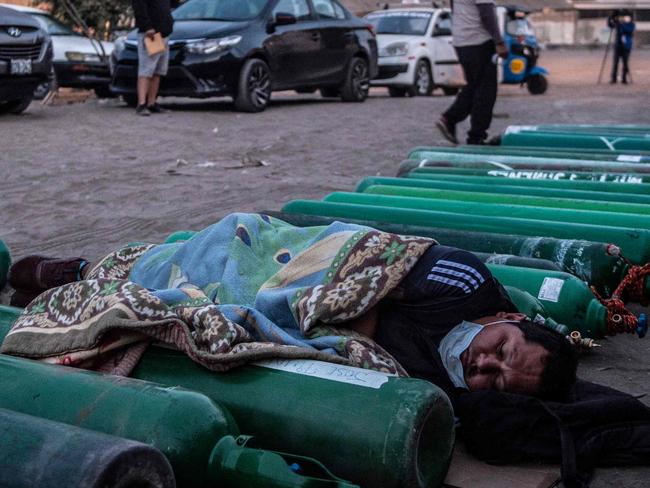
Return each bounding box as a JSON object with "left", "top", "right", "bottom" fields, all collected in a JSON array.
[{"left": 438, "top": 320, "right": 484, "bottom": 389}]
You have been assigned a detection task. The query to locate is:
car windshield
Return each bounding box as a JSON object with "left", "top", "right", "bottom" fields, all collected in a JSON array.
[
  {"left": 506, "top": 18, "right": 534, "bottom": 37},
  {"left": 173, "top": 0, "right": 268, "bottom": 21},
  {"left": 32, "top": 13, "right": 78, "bottom": 36},
  {"left": 365, "top": 11, "right": 432, "bottom": 36}
]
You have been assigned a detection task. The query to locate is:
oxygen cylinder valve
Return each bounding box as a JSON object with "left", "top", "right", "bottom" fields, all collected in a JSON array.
[
  {"left": 568, "top": 331, "right": 600, "bottom": 349},
  {"left": 636, "top": 313, "right": 647, "bottom": 339}
]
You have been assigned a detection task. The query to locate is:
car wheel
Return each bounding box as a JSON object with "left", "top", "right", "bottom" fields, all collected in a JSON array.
[
  {"left": 527, "top": 74, "right": 548, "bottom": 95},
  {"left": 388, "top": 87, "right": 407, "bottom": 97},
  {"left": 320, "top": 87, "right": 339, "bottom": 98},
  {"left": 123, "top": 94, "right": 138, "bottom": 107},
  {"left": 94, "top": 85, "right": 116, "bottom": 99},
  {"left": 408, "top": 59, "right": 433, "bottom": 96},
  {"left": 442, "top": 87, "right": 460, "bottom": 96},
  {"left": 234, "top": 58, "right": 272, "bottom": 113},
  {"left": 340, "top": 57, "right": 369, "bottom": 102},
  {"left": 33, "top": 67, "right": 56, "bottom": 100},
  {"left": 0, "top": 97, "right": 33, "bottom": 115}
]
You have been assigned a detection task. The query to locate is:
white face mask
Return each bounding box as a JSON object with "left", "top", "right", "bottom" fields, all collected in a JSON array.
[{"left": 437, "top": 320, "right": 484, "bottom": 389}]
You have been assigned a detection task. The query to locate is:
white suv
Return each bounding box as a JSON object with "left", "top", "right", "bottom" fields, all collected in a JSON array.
[{"left": 365, "top": 7, "right": 463, "bottom": 97}]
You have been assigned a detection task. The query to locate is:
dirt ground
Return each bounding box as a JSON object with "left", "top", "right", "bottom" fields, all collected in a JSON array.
[{"left": 1, "top": 48, "right": 650, "bottom": 486}]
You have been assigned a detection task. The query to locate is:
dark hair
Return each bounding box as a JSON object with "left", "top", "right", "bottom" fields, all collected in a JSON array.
[{"left": 516, "top": 320, "right": 578, "bottom": 401}]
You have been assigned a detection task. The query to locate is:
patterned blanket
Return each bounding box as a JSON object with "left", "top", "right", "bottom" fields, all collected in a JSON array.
[{"left": 1, "top": 213, "right": 434, "bottom": 376}]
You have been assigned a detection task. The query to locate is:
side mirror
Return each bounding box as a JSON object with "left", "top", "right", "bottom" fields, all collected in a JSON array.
[
  {"left": 267, "top": 12, "right": 297, "bottom": 33},
  {"left": 275, "top": 12, "right": 297, "bottom": 26},
  {"left": 433, "top": 26, "right": 452, "bottom": 37}
]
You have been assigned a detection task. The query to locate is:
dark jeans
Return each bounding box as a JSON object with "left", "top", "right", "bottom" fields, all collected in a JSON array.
[
  {"left": 612, "top": 46, "right": 631, "bottom": 82},
  {"left": 443, "top": 40, "right": 497, "bottom": 142}
]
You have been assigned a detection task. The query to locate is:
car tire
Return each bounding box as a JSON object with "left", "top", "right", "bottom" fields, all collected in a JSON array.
[
  {"left": 408, "top": 59, "right": 433, "bottom": 97},
  {"left": 442, "top": 87, "right": 459, "bottom": 96},
  {"left": 320, "top": 87, "right": 339, "bottom": 98},
  {"left": 94, "top": 85, "right": 116, "bottom": 99},
  {"left": 234, "top": 58, "right": 272, "bottom": 113},
  {"left": 0, "top": 97, "right": 33, "bottom": 115},
  {"left": 527, "top": 74, "right": 548, "bottom": 95},
  {"left": 388, "top": 87, "right": 407, "bottom": 97},
  {"left": 339, "top": 57, "right": 369, "bottom": 103},
  {"left": 123, "top": 94, "right": 138, "bottom": 107}
]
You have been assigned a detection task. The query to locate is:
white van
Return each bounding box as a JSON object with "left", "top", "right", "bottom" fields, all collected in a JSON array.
[{"left": 365, "top": 8, "right": 463, "bottom": 97}]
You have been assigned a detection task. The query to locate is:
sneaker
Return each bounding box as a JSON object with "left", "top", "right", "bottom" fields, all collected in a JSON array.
[
  {"left": 8, "top": 256, "right": 87, "bottom": 292},
  {"left": 466, "top": 137, "right": 487, "bottom": 145},
  {"left": 147, "top": 103, "right": 168, "bottom": 114},
  {"left": 136, "top": 104, "right": 151, "bottom": 116},
  {"left": 435, "top": 116, "right": 458, "bottom": 145}
]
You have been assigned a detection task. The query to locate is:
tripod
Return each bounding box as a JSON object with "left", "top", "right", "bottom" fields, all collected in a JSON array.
[{"left": 597, "top": 28, "right": 613, "bottom": 84}]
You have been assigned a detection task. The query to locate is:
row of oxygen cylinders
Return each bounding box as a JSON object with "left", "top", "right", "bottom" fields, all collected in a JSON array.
[
  {"left": 281, "top": 128, "right": 650, "bottom": 340},
  {"left": 0, "top": 304, "right": 454, "bottom": 488}
]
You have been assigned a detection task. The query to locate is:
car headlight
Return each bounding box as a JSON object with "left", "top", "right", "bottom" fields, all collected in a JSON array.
[
  {"left": 65, "top": 51, "right": 103, "bottom": 63},
  {"left": 379, "top": 42, "right": 409, "bottom": 57},
  {"left": 185, "top": 35, "right": 242, "bottom": 55}
]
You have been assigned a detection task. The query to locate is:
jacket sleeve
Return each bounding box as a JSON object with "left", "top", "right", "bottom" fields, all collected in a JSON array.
[
  {"left": 477, "top": 3, "right": 504, "bottom": 44},
  {"left": 132, "top": 0, "right": 153, "bottom": 32}
]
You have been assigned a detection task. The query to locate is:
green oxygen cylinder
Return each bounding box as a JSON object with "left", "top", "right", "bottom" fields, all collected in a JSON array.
[
  {"left": 403, "top": 152, "right": 650, "bottom": 173},
  {"left": 174, "top": 213, "right": 637, "bottom": 299},
  {"left": 405, "top": 173, "right": 650, "bottom": 197},
  {"left": 210, "top": 436, "right": 359, "bottom": 488},
  {"left": 395, "top": 166, "right": 650, "bottom": 184},
  {"left": 502, "top": 286, "right": 569, "bottom": 336},
  {"left": 0, "top": 407, "right": 176, "bottom": 488},
  {"left": 0, "top": 306, "right": 454, "bottom": 488},
  {"left": 501, "top": 131, "right": 650, "bottom": 152},
  {"left": 507, "top": 124, "right": 650, "bottom": 135},
  {"left": 130, "top": 349, "right": 455, "bottom": 488},
  {"left": 363, "top": 184, "right": 650, "bottom": 216},
  {"left": 487, "top": 265, "right": 608, "bottom": 338},
  {"left": 474, "top": 253, "right": 562, "bottom": 272},
  {"left": 280, "top": 200, "right": 650, "bottom": 265},
  {"left": 0, "top": 240, "right": 9, "bottom": 289},
  {"left": 397, "top": 158, "right": 650, "bottom": 177},
  {"left": 407, "top": 144, "right": 650, "bottom": 161},
  {"left": 0, "top": 351, "right": 238, "bottom": 487},
  {"left": 323, "top": 191, "right": 650, "bottom": 237},
  {"left": 358, "top": 177, "right": 650, "bottom": 206}
]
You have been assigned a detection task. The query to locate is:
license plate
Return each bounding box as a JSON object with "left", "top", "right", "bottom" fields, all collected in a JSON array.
[{"left": 10, "top": 59, "right": 32, "bottom": 75}]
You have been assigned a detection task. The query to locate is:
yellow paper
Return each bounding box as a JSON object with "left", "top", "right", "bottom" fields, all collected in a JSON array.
[{"left": 144, "top": 33, "right": 165, "bottom": 56}]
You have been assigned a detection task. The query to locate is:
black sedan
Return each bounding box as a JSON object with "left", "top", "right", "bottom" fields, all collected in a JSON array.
[{"left": 110, "top": 0, "right": 377, "bottom": 112}]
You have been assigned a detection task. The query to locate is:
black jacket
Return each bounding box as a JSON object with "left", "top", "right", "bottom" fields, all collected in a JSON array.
[
  {"left": 374, "top": 244, "right": 517, "bottom": 399},
  {"left": 132, "top": 0, "right": 177, "bottom": 38}
]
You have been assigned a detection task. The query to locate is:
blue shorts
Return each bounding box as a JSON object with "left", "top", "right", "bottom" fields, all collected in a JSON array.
[{"left": 137, "top": 33, "right": 169, "bottom": 77}]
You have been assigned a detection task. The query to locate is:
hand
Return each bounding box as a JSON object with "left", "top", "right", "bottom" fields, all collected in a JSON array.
[
  {"left": 145, "top": 29, "right": 156, "bottom": 40},
  {"left": 496, "top": 42, "right": 508, "bottom": 59}
]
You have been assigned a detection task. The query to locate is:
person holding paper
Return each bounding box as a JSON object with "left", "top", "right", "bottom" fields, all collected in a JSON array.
[{"left": 131, "top": 0, "right": 177, "bottom": 115}]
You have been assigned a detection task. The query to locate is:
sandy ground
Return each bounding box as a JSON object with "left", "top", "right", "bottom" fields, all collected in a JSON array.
[{"left": 1, "top": 48, "right": 650, "bottom": 486}]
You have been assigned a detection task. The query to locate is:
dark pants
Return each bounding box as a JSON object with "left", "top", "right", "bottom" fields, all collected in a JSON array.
[
  {"left": 443, "top": 40, "right": 497, "bottom": 143},
  {"left": 611, "top": 46, "right": 631, "bottom": 83}
]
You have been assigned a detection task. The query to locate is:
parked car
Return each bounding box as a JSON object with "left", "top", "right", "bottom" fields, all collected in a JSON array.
[
  {"left": 0, "top": 5, "right": 52, "bottom": 114},
  {"left": 2, "top": 3, "right": 114, "bottom": 98},
  {"left": 364, "top": 7, "right": 463, "bottom": 97},
  {"left": 110, "top": 0, "right": 377, "bottom": 112}
]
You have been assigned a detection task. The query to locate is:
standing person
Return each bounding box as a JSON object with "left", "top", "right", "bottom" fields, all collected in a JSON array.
[
  {"left": 608, "top": 9, "right": 635, "bottom": 84},
  {"left": 131, "top": 0, "right": 176, "bottom": 115},
  {"left": 436, "top": 0, "right": 508, "bottom": 145}
]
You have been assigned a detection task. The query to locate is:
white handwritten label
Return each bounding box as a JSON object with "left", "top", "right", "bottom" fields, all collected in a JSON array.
[
  {"left": 255, "top": 359, "right": 392, "bottom": 389},
  {"left": 538, "top": 277, "right": 565, "bottom": 303},
  {"left": 617, "top": 155, "right": 642, "bottom": 162}
]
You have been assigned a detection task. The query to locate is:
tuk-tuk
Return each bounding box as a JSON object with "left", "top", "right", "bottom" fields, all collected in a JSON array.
[{"left": 498, "top": 6, "right": 548, "bottom": 95}]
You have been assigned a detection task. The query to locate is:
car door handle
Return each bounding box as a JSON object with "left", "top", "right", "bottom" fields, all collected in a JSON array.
[{"left": 311, "top": 32, "right": 321, "bottom": 41}]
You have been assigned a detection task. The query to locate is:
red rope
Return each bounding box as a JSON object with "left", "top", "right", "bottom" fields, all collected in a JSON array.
[{"left": 589, "top": 262, "right": 650, "bottom": 335}]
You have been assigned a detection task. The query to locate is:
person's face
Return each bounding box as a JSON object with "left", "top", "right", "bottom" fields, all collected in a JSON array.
[{"left": 460, "top": 312, "right": 548, "bottom": 395}]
